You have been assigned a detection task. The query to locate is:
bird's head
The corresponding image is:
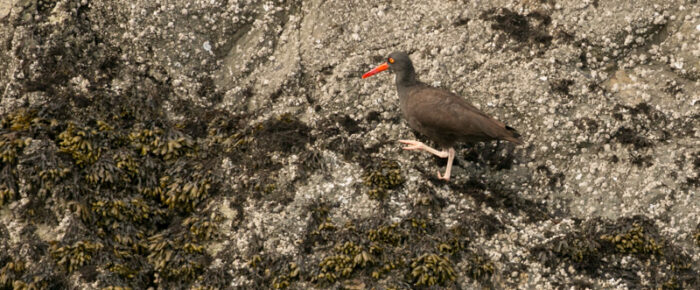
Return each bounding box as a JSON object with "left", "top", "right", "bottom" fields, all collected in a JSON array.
[{"left": 362, "top": 51, "right": 414, "bottom": 79}]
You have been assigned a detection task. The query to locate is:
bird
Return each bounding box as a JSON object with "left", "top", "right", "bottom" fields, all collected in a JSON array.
[{"left": 362, "top": 51, "right": 523, "bottom": 182}]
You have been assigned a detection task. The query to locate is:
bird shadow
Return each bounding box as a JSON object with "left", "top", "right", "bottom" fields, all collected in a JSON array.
[
  {"left": 414, "top": 164, "right": 549, "bottom": 223},
  {"left": 465, "top": 141, "right": 516, "bottom": 170},
  {"left": 430, "top": 141, "right": 516, "bottom": 171}
]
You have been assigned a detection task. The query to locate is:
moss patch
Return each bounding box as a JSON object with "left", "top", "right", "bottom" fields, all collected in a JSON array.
[
  {"left": 246, "top": 212, "right": 497, "bottom": 289},
  {"left": 532, "top": 216, "right": 698, "bottom": 288},
  {"left": 0, "top": 21, "right": 253, "bottom": 286},
  {"left": 362, "top": 160, "right": 404, "bottom": 200},
  {"left": 209, "top": 112, "right": 313, "bottom": 203}
]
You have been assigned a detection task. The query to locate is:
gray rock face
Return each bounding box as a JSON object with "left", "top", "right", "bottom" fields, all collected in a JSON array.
[{"left": 0, "top": 0, "right": 698, "bottom": 289}]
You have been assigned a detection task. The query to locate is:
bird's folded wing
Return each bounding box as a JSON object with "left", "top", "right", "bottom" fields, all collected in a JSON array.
[{"left": 407, "top": 87, "right": 508, "bottom": 139}]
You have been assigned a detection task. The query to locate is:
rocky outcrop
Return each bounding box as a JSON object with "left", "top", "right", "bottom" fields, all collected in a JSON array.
[{"left": 0, "top": 0, "right": 698, "bottom": 288}]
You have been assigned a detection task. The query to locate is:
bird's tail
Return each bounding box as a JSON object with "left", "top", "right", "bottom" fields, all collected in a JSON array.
[{"left": 503, "top": 125, "right": 524, "bottom": 145}]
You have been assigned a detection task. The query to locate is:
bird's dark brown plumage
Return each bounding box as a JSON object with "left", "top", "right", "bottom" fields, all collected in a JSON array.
[
  {"left": 389, "top": 51, "right": 522, "bottom": 146},
  {"left": 401, "top": 85, "right": 523, "bottom": 147},
  {"left": 363, "top": 51, "right": 523, "bottom": 181}
]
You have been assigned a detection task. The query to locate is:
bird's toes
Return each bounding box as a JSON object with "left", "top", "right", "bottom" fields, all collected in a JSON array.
[{"left": 437, "top": 171, "right": 449, "bottom": 182}]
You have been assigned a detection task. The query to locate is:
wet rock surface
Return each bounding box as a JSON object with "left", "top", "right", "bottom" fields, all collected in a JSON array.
[{"left": 0, "top": 0, "right": 698, "bottom": 288}]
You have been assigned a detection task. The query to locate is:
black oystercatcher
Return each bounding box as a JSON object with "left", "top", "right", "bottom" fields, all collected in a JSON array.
[{"left": 362, "top": 51, "right": 523, "bottom": 181}]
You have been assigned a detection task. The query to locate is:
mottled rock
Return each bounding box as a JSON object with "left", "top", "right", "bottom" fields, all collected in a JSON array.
[{"left": 0, "top": 0, "right": 698, "bottom": 289}]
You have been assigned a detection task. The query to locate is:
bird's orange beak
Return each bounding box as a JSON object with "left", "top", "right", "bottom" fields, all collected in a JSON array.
[{"left": 362, "top": 62, "right": 389, "bottom": 79}]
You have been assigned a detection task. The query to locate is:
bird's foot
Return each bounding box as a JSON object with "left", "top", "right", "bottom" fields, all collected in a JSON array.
[
  {"left": 437, "top": 148, "right": 456, "bottom": 182},
  {"left": 398, "top": 139, "right": 423, "bottom": 150},
  {"left": 398, "top": 140, "right": 448, "bottom": 158},
  {"left": 437, "top": 170, "right": 450, "bottom": 182}
]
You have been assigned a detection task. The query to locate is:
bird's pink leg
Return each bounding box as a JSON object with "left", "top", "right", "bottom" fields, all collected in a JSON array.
[
  {"left": 398, "top": 140, "right": 448, "bottom": 158},
  {"left": 398, "top": 140, "right": 455, "bottom": 182},
  {"left": 436, "top": 147, "right": 455, "bottom": 181}
]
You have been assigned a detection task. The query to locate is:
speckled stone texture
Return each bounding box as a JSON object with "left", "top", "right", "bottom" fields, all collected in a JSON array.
[{"left": 0, "top": 0, "right": 698, "bottom": 289}]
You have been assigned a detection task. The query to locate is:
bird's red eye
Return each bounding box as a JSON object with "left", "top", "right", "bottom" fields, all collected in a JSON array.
[{"left": 388, "top": 58, "right": 395, "bottom": 64}]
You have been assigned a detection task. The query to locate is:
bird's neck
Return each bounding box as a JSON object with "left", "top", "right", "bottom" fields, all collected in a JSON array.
[{"left": 394, "top": 67, "right": 418, "bottom": 91}]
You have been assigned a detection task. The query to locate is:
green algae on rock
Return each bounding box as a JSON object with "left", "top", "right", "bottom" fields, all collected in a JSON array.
[{"left": 362, "top": 160, "right": 404, "bottom": 200}]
